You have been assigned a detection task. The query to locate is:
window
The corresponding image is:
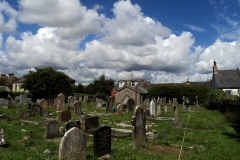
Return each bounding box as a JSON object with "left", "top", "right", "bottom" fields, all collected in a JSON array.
[{"left": 225, "top": 90, "right": 232, "bottom": 95}]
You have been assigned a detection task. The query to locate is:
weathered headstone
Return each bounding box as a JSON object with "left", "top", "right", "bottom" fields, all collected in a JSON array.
[
  {"left": 94, "top": 126, "right": 111, "bottom": 157},
  {"left": 117, "top": 104, "right": 123, "bottom": 116},
  {"left": 164, "top": 106, "right": 170, "bottom": 113},
  {"left": 30, "top": 104, "right": 41, "bottom": 112},
  {"left": 74, "top": 101, "right": 82, "bottom": 115},
  {"left": 44, "top": 120, "right": 60, "bottom": 139},
  {"left": 145, "top": 98, "right": 150, "bottom": 108},
  {"left": 59, "top": 127, "right": 87, "bottom": 160},
  {"left": 48, "top": 99, "right": 54, "bottom": 106},
  {"left": 59, "top": 111, "right": 71, "bottom": 122},
  {"left": 38, "top": 110, "right": 50, "bottom": 117},
  {"left": 56, "top": 93, "right": 65, "bottom": 112},
  {"left": 19, "top": 110, "right": 32, "bottom": 119},
  {"left": 83, "top": 95, "right": 88, "bottom": 103},
  {"left": 20, "top": 94, "right": 27, "bottom": 104},
  {"left": 65, "top": 121, "right": 81, "bottom": 132},
  {"left": 40, "top": 98, "right": 48, "bottom": 110},
  {"left": 68, "top": 96, "right": 75, "bottom": 110},
  {"left": 150, "top": 100, "right": 155, "bottom": 117},
  {"left": 96, "top": 99, "right": 103, "bottom": 108},
  {"left": 157, "top": 104, "right": 161, "bottom": 116},
  {"left": 0, "top": 99, "right": 10, "bottom": 105},
  {"left": 131, "top": 105, "right": 147, "bottom": 149},
  {"left": 85, "top": 116, "right": 99, "bottom": 131},
  {"left": 106, "top": 96, "right": 114, "bottom": 112}
]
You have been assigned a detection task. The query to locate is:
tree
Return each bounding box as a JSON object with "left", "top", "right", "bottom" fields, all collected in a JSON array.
[
  {"left": 22, "top": 67, "right": 73, "bottom": 101},
  {"left": 0, "top": 76, "right": 8, "bottom": 86},
  {"left": 92, "top": 74, "right": 115, "bottom": 96},
  {"left": 73, "top": 83, "right": 85, "bottom": 93}
]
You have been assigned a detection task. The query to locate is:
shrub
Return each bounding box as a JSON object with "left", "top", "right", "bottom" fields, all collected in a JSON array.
[{"left": 205, "top": 90, "right": 227, "bottom": 110}]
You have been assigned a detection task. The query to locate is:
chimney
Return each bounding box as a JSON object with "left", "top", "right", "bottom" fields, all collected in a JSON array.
[
  {"left": 213, "top": 61, "right": 218, "bottom": 74},
  {"left": 186, "top": 79, "right": 190, "bottom": 85},
  {"left": 126, "top": 78, "right": 131, "bottom": 86},
  {"left": 8, "top": 73, "right": 14, "bottom": 80}
]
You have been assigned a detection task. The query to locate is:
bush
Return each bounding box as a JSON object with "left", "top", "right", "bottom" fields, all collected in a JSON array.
[
  {"left": 205, "top": 90, "right": 227, "bottom": 110},
  {"left": 93, "top": 92, "right": 108, "bottom": 100}
]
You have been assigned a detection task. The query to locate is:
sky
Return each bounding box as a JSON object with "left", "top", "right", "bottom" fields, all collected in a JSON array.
[{"left": 0, "top": 0, "right": 240, "bottom": 84}]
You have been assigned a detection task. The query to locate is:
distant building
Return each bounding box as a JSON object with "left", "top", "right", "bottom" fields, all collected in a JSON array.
[
  {"left": 112, "top": 78, "right": 149, "bottom": 105},
  {"left": 211, "top": 61, "right": 240, "bottom": 95},
  {"left": 0, "top": 73, "right": 19, "bottom": 91}
]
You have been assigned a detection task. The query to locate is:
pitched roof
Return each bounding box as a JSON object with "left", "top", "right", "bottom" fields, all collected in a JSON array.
[
  {"left": 117, "top": 85, "right": 148, "bottom": 94},
  {"left": 216, "top": 69, "right": 240, "bottom": 89},
  {"left": 112, "top": 78, "right": 149, "bottom": 91}
]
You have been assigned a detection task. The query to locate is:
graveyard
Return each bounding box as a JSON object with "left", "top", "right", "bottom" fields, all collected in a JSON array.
[{"left": 0, "top": 94, "right": 240, "bottom": 160}]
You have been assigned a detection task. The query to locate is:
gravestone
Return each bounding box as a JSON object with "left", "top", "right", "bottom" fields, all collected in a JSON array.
[
  {"left": 106, "top": 96, "right": 114, "bottom": 112},
  {"left": 143, "top": 109, "right": 149, "bottom": 117},
  {"left": 56, "top": 93, "right": 65, "bottom": 112},
  {"left": 74, "top": 95, "right": 79, "bottom": 101},
  {"left": 174, "top": 102, "right": 179, "bottom": 121},
  {"left": 38, "top": 110, "right": 50, "bottom": 117},
  {"left": 65, "top": 121, "right": 81, "bottom": 132},
  {"left": 0, "top": 99, "right": 10, "bottom": 105},
  {"left": 164, "top": 106, "right": 170, "bottom": 113},
  {"left": 36, "top": 99, "right": 41, "bottom": 104},
  {"left": 44, "top": 120, "right": 60, "bottom": 139},
  {"left": 96, "top": 99, "right": 103, "bottom": 108},
  {"left": 19, "top": 110, "right": 32, "bottom": 119},
  {"left": 59, "top": 127, "right": 87, "bottom": 160},
  {"left": 117, "top": 104, "right": 123, "bottom": 116},
  {"left": 182, "top": 96, "right": 186, "bottom": 108},
  {"left": 53, "top": 97, "right": 57, "bottom": 108},
  {"left": 20, "top": 94, "right": 27, "bottom": 104},
  {"left": 85, "top": 116, "right": 99, "bottom": 131},
  {"left": 0, "top": 129, "right": 6, "bottom": 146},
  {"left": 59, "top": 111, "right": 71, "bottom": 122},
  {"left": 157, "top": 104, "right": 161, "bottom": 116},
  {"left": 145, "top": 98, "right": 150, "bottom": 108},
  {"left": 68, "top": 96, "right": 75, "bottom": 110},
  {"left": 48, "top": 99, "right": 54, "bottom": 106},
  {"left": 83, "top": 95, "right": 88, "bottom": 103},
  {"left": 26, "top": 98, "right": 32, "bottom": 104},
  {"left": 94, "top": 126, "right": 111, "bottom": 157},
  {"left": 74, "top": 101, "right": 82, "bottom": 115},
  {"left": 80, "top": 115, "right": 91, "bottom": 129},
  {"left": 150, "top": 100, "right": 155, "bottom": 117},
  {"left": 131, "top": 105, "right": 146, "bottom": 149},
  {"left": 40, "top": 98, "right": 48, "bottom": 110},
  {"left": 30, "top": 104, "right": 41, "bottom": 112}
]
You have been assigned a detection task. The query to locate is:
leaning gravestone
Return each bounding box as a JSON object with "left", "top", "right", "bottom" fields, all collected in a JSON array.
[
  {"left": 74, "top": 101, "right": 82, "bottom": 115},
  {"left": 117, "top": 104, "right": 123, "bottom": 116},
  {"left": 68, "top": 96, "right": 75, "bottom": 110},
  {"left": 40, "top": 98, "right": 48, "bottom": 110},
  {"left": 20, "top": 94, "right": 27, "bottom": 104},
  {"left": 131, "top": 105, "right": 147, "bottom": 149},
  {"left": 44, "top": 120, "right": 60, "bottom": 139},
  {"left": 94, "top": 126, "right": 111, "bottom": 157},
  {"left": 59, "top": 127, "right": 87, "bottom": 160},
  {"left": 106, "top": 96, "right": 114, "bottom": 112},
  {"left": 65, "top": 120, "right": 81, "bottom": 132},
  {"left": 56, "top": 93, "right": 65, "bottom": 112},
  {"left": 30, "top": 104, "right": 41, "bottom": 112}
]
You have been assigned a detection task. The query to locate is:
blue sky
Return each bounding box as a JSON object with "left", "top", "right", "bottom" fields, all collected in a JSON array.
[{"left": 1, "top": 0, "right": 240, "bottom": 84}]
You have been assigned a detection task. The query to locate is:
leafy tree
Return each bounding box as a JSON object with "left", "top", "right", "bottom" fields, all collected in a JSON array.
[
  {"left": 0, "top": 76, "right": 8, "bottom": 86},
  {"left": 22, "top": 67, "right": 73, "bottom": 101},
  {"left": 73, "top": 83, "right": 85, "bottom": 93},
  {"left": 92, "top": 74, "right": 115, "bottom": 96}
]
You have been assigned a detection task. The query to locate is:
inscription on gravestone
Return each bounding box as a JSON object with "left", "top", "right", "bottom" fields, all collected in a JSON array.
[{"left": 94, "top": 126, "right": 111, "bottom": 157}]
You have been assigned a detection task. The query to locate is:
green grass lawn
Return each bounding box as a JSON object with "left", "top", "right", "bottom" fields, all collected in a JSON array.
[{"left": 0, "top": 102, "right": 240, "bottom": 160}]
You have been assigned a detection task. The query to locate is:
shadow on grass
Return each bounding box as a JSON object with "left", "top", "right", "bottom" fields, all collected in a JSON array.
[{"left": 222, "top": 132, "right": 240, "bottom": 143}]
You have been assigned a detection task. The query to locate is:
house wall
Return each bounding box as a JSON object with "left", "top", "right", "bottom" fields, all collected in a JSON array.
[
  {"left": 115, "top": 87, "right": 141, "bottom": 104},
  {"left": 12, "top": 83, "right": 28, "bottom": 92},
  {"left": 222, "top": 89, "right": 239, "bottom": 96}
]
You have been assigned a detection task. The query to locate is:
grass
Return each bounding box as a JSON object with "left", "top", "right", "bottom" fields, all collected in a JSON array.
[{"left": 0, "top": 102, "right": 240, "bottom": 160}]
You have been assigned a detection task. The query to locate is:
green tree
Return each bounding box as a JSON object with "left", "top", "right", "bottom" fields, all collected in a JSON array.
[
  {"left": 73, "top": 83, "right": 85, "bottom": 93},
  {"left": 22, "top": 67, "right": 73, "bottom": 101},
  {"left": 0, "top": 76, "right": 8, "bottom": 86},
  {"left": 92, "top": 74, "right": 115, "bottom": 96}
]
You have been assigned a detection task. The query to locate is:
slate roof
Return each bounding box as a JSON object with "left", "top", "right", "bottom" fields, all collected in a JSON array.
[
  {"left": 215, "top": 69, "right": 240, "bottom": 89},
  {"left": 112, "top": 78, "right": 149, "bottom": 94}
]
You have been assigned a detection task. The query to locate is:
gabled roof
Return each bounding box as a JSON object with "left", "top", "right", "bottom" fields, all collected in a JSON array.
[
  {"left": 216, "top": 69, "right": 240, "bottom": 89},
  {"left": 112, "top": 78, "right": 149, "bottom": 91},
  {"left": 117, "top": 85, "right": 148, "bottom": 94}
]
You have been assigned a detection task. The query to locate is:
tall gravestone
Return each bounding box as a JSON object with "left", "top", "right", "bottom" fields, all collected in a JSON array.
[
  {"left": 106, "top": 96, "right": 114, "bottom": 112},
  {"left": 117, "top": 104, "right": 123, "bottom": 116},
  {"left": 96, "top": 99, "right": 103, "bottom": 108},
  {"left": 20, "top": 94, "right": 27, "bottom": 104},
  {"left": 59, "top": 127, "right": 87, "bottom": 160},
  {"left": 0, "top": 129, "right": 6, "bottom": 146},
  {"left": 44, "top": 120, "right": 60, "bottom": 139},
  {"left": 157, "top": 104, "right": 161, "bottom": 116},
  {"left": 56, "top": 93, "right": 65, "bottom": 112},
  {"left": 74, "top": 101, "right": 82, "bottom": 115},
  {"left": 131, "top": 105, "right": 146, "bottom": 149},
  {"left": 59, "top": 111, "right": 71, "bottom": 122},
  {"left": 40, "top": 98, "right": 48, "bottom": 110},
  {"left": 94, "top": 126, "right": 111, "bottom": 157},
  {"left": 68, "top": 96, "right": 75, "bottom": 110},
  {"left": 150, "top": 100, "right": 155, "bottom": 117}
]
